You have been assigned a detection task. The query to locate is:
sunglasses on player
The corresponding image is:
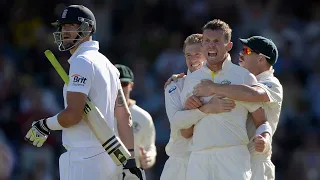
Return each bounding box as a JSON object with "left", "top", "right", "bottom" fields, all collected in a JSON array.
[{"left": 242, "top": 46, "right": 270, "bottom": 59}]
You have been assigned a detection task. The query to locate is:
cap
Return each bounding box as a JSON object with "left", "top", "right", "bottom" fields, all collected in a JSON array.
[
  {"left": 115, "top": 64, "right": 134, "bottom": 82},
  {"left": 52, "top": 5, "right": 96, "bottom": 32},
  {"left": 239, "top": 36, "right": 278, "bottom": 65}
]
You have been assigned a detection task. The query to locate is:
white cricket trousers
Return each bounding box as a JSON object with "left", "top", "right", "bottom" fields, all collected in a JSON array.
[
  {"left": 186, "top": 145, "right": 252, "bottom": 180},
  {"left": 160, "top": 155, "right": 189, "bottom": 180},
  {"left": 59, "top": 147, "right": 118, "bottom": 180},
  {"left": 250, "top": 155, "right": 275, "bottom": 180}
]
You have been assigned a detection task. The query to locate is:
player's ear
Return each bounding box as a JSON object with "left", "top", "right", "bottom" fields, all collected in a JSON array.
[
  {"left": 226, "top": 42, "right": 233, "bottom": 51},
  {"left": 129, "top": 82, "right": 134, "bottom": 89}
]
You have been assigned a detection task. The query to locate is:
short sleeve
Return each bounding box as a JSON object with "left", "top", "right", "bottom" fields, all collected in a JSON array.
[
  {"left": 67, "top": 57, "right": 94, "bottom": 95},
  {"left": 238, "top": 101, "right": 263, "bottom": 113},
  {"left": 254, "top": 80, "right": 283, "bottom": 103}
]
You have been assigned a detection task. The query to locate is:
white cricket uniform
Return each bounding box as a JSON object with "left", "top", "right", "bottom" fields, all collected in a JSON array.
[
  {"left": 59, "top": 41, "right": 121, "bottom": 180},
  {"left": 113, "top": 101, "right": 156, "bottom": 179},
  {"left": 130, "top": 102, "right": 157, "bottom": 167},
  {"left": 181, "top": 55, "right": 262, "bottom": 180},
  {"left": 246, "top": 69, "right": 283, "bottom": 180},
  {"left": 161, "top": 78, "right": 207, "bottom": 180}
]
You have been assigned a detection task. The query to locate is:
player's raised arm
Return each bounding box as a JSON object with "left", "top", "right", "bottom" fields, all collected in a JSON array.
[{"left": 114, "top": 86, "right": 135, "bottom": 156}]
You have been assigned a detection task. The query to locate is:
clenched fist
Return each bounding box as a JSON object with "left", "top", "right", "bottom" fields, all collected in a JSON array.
[{"left": 254, "top": 133, "right": 271, "bottom": 153}]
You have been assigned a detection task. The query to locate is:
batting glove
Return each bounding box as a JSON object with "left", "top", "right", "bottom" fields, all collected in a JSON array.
[
  {"left": 24, "top": 119, "right": 51, "bottom": 147},
  {"left": 123, "top": 158, "right": 146, "bottom": 180}
]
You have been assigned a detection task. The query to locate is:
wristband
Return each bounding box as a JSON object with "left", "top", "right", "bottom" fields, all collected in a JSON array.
[
  {"left": 46, "top": 114, "right": 64, "bottom": 130},
  {"left": 255, "top": 123, "right": 272, "bottom": 137}
]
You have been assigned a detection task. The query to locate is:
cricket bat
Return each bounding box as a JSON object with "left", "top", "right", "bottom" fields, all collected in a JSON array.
[{"left": 44, "top": 50, "right": 131, "bottom": 166}]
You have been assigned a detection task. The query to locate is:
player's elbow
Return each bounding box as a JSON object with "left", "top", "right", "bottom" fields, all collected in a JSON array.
[
  {"left": 64, "top": 108, "right": 83, "bottom": 127},
  {"left": 180, "top": 126, "right": 194, "bottom": 139},
  {"left": 250, "top": 88, "right": 269, "bottom": 102}
]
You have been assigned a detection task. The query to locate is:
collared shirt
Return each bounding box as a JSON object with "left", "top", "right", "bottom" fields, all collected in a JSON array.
[
  {"left": 181, "top": 55, "right": 262, "bottom": 151},
  {"left": 246, "top": 69, "right": 283, "bottom": 156},
  {"left": 62, "top": 41, "right": 121, "bottom": 148}
]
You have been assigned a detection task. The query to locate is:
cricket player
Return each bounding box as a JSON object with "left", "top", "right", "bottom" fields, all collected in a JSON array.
[
  {"left": 161, "top": 34, "right": 236, "bottom": 180},
  {"left": 114, "top": 64, "right": 156, "bottom": 179},
  {"left": 180, "top": 19, "right": 271, "bottom": 180},
  {"left": 24, "top": 5, "right": 139, "bottom": 180},
  {"left": 193, "top": 36, "right": 282, "bottom": 180}
]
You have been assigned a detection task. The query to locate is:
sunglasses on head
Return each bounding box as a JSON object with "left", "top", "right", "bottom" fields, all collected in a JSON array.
[{"left": 242, "top": 46, "right": 270, "bottom": 59}]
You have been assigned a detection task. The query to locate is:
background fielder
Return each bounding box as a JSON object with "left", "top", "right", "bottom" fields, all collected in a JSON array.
[{"left": 115, "top": 64, "right": 156, "bottom": 179}]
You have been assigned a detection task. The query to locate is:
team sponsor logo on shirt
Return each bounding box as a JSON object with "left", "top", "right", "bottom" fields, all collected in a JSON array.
[
  {"left": 133, "top": 122, "right": 141, "bottom": 134},
  {"left": 262, "top": 82, "right": 272, "bottom": 88},
  {"left": 71, "top": 74, "right": 87, "bottom": 86},
  {"left": 221, "top": 80, "right": 231, "bottom": 85},
  {"left": 168, "top": 86, "right": 177, "bottom": 93}
]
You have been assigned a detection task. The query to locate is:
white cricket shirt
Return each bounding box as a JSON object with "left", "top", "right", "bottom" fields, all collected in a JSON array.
[
  {"left": 130, "top": 102, "right": 156, "bottom": 165},
  {"left": 113, "top": 101, "right": 156, "bottom": 167},
  {"left": 181, "top": 55, "right": 262, "bottom": 151},
  {"left": 246, "top": 69, "right": 283, "bottom": 156},
  {"left": 164, "top": 78, "right": 207, "bottom": 157},
  {"left": 62, "top": 41, "right": 121, "bottom": 148}
]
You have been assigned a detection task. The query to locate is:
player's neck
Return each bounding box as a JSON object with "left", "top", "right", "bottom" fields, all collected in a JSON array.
[
  {"left": 206, "top": 61, "right": 223, "bottom": 73},
  {"left": 69, "top": 36, "right": 93, "bottom": 55}
]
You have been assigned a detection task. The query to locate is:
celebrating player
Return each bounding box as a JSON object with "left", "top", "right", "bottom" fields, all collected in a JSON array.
[
  {"left": 161, "top": 34, "right": 236, "bottom": 180},
  {"left": 115, "top": 64, "right": 156, "bottom": 179},
  {"left": 179, "top": 19, "right": 270, "bottom": 180},
  {"left": 24, "top": 5, "right": 139, "bottom": 180},
  {"left": 193, "top": 36, "right": 282, "bottom": 180}
]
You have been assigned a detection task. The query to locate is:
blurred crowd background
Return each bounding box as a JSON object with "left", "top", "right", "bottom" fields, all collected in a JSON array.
[{"left": 0, "top": 0, "right": 319, "bottom": 179}]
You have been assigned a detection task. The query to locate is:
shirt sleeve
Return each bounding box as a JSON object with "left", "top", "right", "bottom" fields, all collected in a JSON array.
[
  {"left": 165, "top": 82, "right": 206, "bottom": 130},
  {"left": 254, "top": 80, "right": 283, "bottom": 103},
  {"left": 67, "top": 57, "right": 94, "bottom": 95},
  {"left": 142, "top": 113, "right": 157, "bottom": 157},
  {"left": 238, "top": 101, "right": 263, "bottom": 113}
]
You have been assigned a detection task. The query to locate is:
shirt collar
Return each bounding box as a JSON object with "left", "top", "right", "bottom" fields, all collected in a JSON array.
[
  {"left": 256, "top": 69, "right": 274, "bottom": 81},
  {"left": 203, "top": 53, "right": 232, "bottom": 74},
  {"left": 68, "top": 41, "right": 99, "bottom": 63}
]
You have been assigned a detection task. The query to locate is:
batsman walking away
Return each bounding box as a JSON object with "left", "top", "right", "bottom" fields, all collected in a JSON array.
[{"left": 24, "top": 4, "right": 143, "bottom": 180}]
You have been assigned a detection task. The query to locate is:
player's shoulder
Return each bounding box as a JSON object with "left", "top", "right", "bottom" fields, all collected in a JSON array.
[
  {"left": 229, "top": 63, "right": 252, "bottom": 77},
  {"left": 187, "top": 68, "right": 205, "bottom": 79},
  {"left": 259, "top": 76, "right": 282, "bottom": 90},
  {"left": 165, "top": 78, "right": 184, "bottom": 93},
  {"left": 131, "top": 104, "right": 153, "bottom": 122}
]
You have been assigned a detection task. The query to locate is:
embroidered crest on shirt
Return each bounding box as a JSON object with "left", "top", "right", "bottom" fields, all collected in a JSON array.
[
  {"left": 133, "top": 122, "right": 141, "bottom": 134},
  {"left": 71, "top": 74, "right": 87, "bottom": 86}
]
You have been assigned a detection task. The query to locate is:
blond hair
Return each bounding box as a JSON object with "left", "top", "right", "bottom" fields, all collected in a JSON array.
[
  {"left": 202, "top": 19, "right": 232, "bottom": 42},
  {"left": 183, "top": 33, "right": 203, "bottom": 52}
]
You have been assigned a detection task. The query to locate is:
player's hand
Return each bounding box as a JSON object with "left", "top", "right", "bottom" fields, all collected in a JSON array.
[
  {"left": 184, "top": 95, "right": 203, "bottom": 110},
  {"left": 139, "top": 147, "right": 152, "bottom": 169},
  {"left": 24, "top": 119, "right": 51, "bottom": 147},
  {"left": 164, "top": 73, "right": 185, "bottom": 89},
  {"left": 123, "top": 158, "right": 146, "bottom": 180},
  {"left": 193, "top": 80, "right": 216, "bottom": 97},
  {"left": 199, "top": 96, "right": 235, "bottom": 114},
  {"left": 254, "top": 133, "right": 271, "bottom": 153}
]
